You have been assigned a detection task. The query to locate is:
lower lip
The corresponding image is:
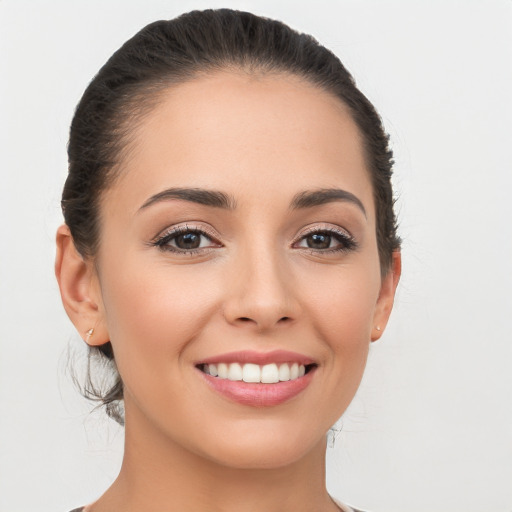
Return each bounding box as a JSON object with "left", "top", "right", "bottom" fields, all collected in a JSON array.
[{"left": 198, "top": 368, "right": 316, "bottom": 407}]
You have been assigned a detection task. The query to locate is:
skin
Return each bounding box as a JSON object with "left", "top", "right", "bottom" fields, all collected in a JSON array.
[{"left": 56, "top": 71, "right": 400, "bottom": 512}]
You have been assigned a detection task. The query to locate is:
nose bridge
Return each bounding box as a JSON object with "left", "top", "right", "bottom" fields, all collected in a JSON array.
[{"left": 223, "top": 239, "right": 297, "bottom": 330}]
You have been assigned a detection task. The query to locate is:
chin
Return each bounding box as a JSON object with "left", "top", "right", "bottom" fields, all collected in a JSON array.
[{"left": 195, "top": 423, "right": 327, "bottom": 470}]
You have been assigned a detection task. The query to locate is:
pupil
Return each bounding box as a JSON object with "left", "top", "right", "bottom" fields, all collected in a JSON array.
[
  {"left": 176, "top": 232, "right": 200, "bottom": 249},
  {"left": 308, "top": 233, "right": 331, "bottom": 249}
]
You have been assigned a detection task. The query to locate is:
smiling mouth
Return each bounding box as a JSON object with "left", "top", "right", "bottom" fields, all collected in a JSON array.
[{"left": 197, "top": 362, "right": 317, "bottom": 384}]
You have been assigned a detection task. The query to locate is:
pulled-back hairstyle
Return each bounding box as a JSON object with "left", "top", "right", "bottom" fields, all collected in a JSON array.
[{"left": 62, "top": 8, "right": 400, "bottom": 424}]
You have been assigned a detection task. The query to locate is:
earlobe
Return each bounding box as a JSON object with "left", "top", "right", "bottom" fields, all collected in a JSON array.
[
  {"left": 55, "top": 224, "right": 109, "bottom": 346},
  {"left": 371, "top": 251, "right": 401, "bottom": 342}
]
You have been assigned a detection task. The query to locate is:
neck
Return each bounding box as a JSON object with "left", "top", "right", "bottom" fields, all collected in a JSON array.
[{"left": 88, "top": 403, "right": 339, "bottom": 512}]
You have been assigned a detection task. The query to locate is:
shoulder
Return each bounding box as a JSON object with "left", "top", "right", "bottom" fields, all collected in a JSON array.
[
  {"left": 339, "top": 505, "right": 368, "bottom": 512},
  {"left": 69, "top": 502, "right": 367, "bottom": 512},
  {"left": 332, "top": 497, "right": 368, "bottom": 512}
]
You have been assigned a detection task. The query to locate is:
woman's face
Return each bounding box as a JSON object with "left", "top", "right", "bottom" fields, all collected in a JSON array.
[{"left": 87, "top": 72, "right": 398, "bottom": 468}]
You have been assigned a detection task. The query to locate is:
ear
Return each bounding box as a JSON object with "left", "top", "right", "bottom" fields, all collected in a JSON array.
[
  {"left": 55, "top": 224, "right": 109, "bottom": 346},
  {"left": 371, "top": 251, "right": 401, "bottom": 342}
]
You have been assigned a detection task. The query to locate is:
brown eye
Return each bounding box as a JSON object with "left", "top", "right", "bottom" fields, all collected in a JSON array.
[
  {"left": 306, "top": 233, "right": 331, "bottom": 249},
  {"left": 294, "top": 228, "right": 357, "bottom": 253},
  {"left": 153, "top": 227, "right": 219, "bottom": 253},
  {"left": 175, "top": 232, "right": 202, "bottom": 250}
]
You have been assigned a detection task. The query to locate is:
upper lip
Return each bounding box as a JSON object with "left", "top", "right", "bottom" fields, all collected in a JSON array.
[{"left": 196, "top": 350, "right": 316, "bottom": 366}]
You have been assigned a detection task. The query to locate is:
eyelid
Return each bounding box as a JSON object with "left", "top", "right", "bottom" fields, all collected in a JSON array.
[
  {"left": 291, "top": 223, "right": 358, "bottom": 252},
  {"left": 293, "top": 223, "right": 354, "bottom": 243},
  {"left": 149, "top": 222, "right": 222, "bottom": 252},
  {"left": 148, "top": 222, "right": 357, "bottom": 255},
  {"left": 151, "top": 222, "right": 219, "bottom": 242}
]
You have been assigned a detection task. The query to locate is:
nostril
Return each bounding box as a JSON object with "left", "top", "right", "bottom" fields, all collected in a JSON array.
[{"left": 231, "top": 315, "right": 293, "bottom": 328}]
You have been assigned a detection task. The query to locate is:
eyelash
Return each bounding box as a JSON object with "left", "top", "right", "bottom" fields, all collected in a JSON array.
[
  {"left": 150, "top": 225, "right": 221, "bottom": 255},
  {"left": 150, "top": 225, "right": 357, "bottom": 255},
  {"left": 292, "top": 226, "right": 358, "bottom": 254}
]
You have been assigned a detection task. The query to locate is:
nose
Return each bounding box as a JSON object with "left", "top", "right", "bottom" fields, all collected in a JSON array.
[{"left": 222, "top": 248, "right": 299, "bottom": 332}]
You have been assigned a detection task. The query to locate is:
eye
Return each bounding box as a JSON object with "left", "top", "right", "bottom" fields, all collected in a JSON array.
[
  {"left": 294, "top": 227, "right": 357, "bottom": 253},
  {"left": 302, "top": 232, "right": 334, "bottom": 250},
  {"left": 151, "top": 225, "right": 220, "bottom": 254},
  {"left": 173, "top": 231, "right": 207, "bottom": 250}
]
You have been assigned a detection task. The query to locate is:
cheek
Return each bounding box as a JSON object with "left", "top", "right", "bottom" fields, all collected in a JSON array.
[
  {"left": 298, "top": 258, "right": 381, "bottom": 394},
  {"left": 318, "top": 280, "right": 376, "bottom": 339},
  {"left": 303, "top": 261, "right": 380, "bottom": 340},
  {"left": 98, "top": 254, "right": 219, "bottom": 378}
]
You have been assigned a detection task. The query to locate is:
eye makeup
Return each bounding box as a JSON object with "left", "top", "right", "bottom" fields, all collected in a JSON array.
[
  {"left": 149, "top": 223, "right": 222, "bottom": 255},
  {"left": 292, "top": 224, "right": 358, "bottom": 255},
  {"left": 148, "top": 221, "right": 358, "bottom": 258}
]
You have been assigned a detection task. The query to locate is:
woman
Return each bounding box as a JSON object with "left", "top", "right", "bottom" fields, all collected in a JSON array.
[{"left": 55, "top": 9, "right": 400, "bottom": 512}]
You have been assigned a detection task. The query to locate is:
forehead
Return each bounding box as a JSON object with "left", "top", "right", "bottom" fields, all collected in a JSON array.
[{"left": 106, "top": 71, "right": 374, "bottom": 217}]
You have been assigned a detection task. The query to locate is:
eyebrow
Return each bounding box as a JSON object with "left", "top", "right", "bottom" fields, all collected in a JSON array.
[
  {"left": 139, "top": 186, "right": 365, "bottom": 216},
  {"left": 290, "top": 188, "right": 366, "bottom": 216},
  {"left": 139, "top": 187, "right": 237, "bottom": 211}
]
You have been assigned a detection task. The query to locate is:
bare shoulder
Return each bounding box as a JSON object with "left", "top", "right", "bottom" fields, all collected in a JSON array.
[{"left": 332, "top": 497, "right": 368, "bottom": 512}]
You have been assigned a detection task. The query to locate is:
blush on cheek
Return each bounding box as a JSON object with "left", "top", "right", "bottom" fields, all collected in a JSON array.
[
  {"left": 100, "top": 262, "right": 219, "bottom": 373},
  {"left": 311, "top": 278, "right": 378, "bottom": 344}
]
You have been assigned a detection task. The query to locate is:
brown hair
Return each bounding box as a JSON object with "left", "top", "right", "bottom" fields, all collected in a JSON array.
[{"left": 62, "top": 8, "right": 400, "bottom": 424}]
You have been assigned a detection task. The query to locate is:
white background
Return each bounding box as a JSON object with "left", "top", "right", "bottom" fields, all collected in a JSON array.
[{"left": 1, "top": 1, "right": 511, "bottom": 511}]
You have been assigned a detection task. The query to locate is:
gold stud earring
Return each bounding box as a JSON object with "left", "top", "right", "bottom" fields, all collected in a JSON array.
[
  {"left": 375, "top": 326, "right": 382, "bottom": 331},
  {"left": 85, "top": 328, "right": 94, "bottom": 342}
]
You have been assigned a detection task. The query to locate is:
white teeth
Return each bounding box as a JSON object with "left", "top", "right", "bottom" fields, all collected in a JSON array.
[
  {"left": 227, "top": 362, "right": 243, "bottom": 381},
  {"left": 278, "top": 363, "right": 290, "bottom": 381},
  {"left": 203, "top": 362, "right": 310, "bottom": 383},
  {"left": 242, "top": 363, "right": 261, "bottom": 383},
  {"left": 261, "top": 363, "right": 279, "bottom": 383},
  {"left": 217, "top": 363, "right": 228, "bottom": 379}
]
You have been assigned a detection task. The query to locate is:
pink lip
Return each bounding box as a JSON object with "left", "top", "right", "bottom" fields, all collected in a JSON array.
[
  {"left": 199, "top": 370, "right": 316, "bottom": 407},
  {"left": 195, "top": 350, "right": 317, "bottom": 407},
  {"left": 196, "top": 350, "right": 315, "bottom": 366}
]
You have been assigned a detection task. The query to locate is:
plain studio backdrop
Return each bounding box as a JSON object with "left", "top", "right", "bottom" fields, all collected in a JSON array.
[{"left": 0, "top": 1, "right": 511, "bottom": 511}]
